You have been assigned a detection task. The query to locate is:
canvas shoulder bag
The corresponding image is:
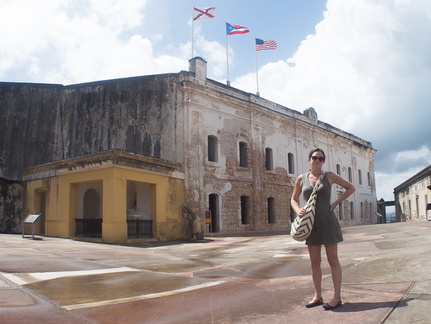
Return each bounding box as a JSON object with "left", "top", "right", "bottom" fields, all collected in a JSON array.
[{"left": 291, "top": 172, "right": 324, "bottom": 242}]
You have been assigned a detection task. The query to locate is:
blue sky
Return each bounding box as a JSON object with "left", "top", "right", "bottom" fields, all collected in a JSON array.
[
  {"left": 1, "top": 0, "right": 431, "bottom": 201},
  {"left": 156, "top": 0, "right": 327, "bottom": 80}
]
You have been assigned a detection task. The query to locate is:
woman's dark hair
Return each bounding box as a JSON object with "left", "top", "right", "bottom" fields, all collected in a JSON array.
[{"left": 308, "top": 148, "right": 326, "bottom": 161}]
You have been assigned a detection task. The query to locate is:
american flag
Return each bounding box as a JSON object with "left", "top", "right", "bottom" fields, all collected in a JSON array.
[{"left": 255, "top": 39, "right": 277, "bottom": 51}]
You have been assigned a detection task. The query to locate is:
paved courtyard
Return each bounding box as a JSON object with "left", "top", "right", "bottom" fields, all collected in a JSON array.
[{"left": 1, "top": 221, "right": 431, "bottom": 323}]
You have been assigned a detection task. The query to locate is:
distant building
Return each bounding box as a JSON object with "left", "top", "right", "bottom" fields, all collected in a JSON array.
[
  {"left": 0, "top": 57, "right": 378, "bottom": 243},
  {"left": 394, "top": 165, "right": 431, "bottom": 221}
]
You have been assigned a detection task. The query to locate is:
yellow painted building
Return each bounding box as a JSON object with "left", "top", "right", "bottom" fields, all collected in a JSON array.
[{"left": 23, "top": 150, "right": 185, "bottom": 243}]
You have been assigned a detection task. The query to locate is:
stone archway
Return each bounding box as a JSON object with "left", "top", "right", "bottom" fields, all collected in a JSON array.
[
  {"left": 377, "top": 198, "right": 396, "bottom": 223},
  {"left": 78, "top": 188, "right": 102, "bottom": 237}
]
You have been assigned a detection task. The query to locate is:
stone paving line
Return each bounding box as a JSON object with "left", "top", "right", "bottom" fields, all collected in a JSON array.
[{"left": 0, "top": 221, "right": 431, "bottom": 323}]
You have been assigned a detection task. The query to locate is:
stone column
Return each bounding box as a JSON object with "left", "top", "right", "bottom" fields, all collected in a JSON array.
[{"left": 102, "top": 167, "right": 127, "bottom": 243}]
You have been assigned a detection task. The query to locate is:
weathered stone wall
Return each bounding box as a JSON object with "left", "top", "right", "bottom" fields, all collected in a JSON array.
[
  {"left": 0, "top": 84, "right": 62, "bottom": 181},
  {"left": 180, "top": 61, "right": 377, "bottom": 232},
  {"left": 182, "top": 81, "right": 295, "bottom": 233},
  {"left": 0, "top": 75, "right": 182, "bottom": 181}
]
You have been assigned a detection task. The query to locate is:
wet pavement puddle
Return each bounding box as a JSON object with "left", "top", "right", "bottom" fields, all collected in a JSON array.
[
  {"left": 3, "top": 267, "right": 225, "bottom": 310},
  {"left": 2, "top": 267, "right": 140, "bottom": 285}
]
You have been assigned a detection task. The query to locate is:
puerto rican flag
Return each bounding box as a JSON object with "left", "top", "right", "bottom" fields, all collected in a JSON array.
[{"left": 226, "top": 22, "right": 250, "bottom": 35}]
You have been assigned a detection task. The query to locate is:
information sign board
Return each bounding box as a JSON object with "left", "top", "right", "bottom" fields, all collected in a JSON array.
[{"left": 22, "top": 213, "right": 42, "bottom": 239}]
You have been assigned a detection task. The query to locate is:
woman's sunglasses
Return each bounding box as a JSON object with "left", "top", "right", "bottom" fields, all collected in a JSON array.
[{"left": 311, "top": 156, "right": 325, "bottom": 162}]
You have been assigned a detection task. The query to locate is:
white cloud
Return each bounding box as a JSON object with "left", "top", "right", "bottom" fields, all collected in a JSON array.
[
  {"left": 233, "top": 0, "right": 431, "bottom": 199},
  {"left": 376, "top": 145, "right": 431, "bottom": 200},
  {"left": 0, "top": 0, "right": 189, "bottom": 84},
  {"left": 237, "top": 0, "right": 431, "bottom": 141},
  {"left": 190, "top": 34, "right": 229, "bottom": 80}
]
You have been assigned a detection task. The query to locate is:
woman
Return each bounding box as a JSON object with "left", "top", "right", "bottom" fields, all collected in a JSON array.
[{"left": 290, "top": 148, "right": 355, "bottom": 310}]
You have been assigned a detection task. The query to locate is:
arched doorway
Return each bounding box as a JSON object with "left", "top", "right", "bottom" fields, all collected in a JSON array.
[
  {"left": 209, "top": 194, "right": 219, "bottom": 233},
  {"left": 80, "top": 188, "right": 102, "bottom": 237}
]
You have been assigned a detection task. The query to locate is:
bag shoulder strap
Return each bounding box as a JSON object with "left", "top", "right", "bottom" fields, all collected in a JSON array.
[
  {"left": 315, "top": 171, "right": 324, "bottom": 188},
  {"left": 301, "top": 172, "right": 324, "bottom": 197},
  {"left": 308, "top": 171, "right": 324, "bottom": 189},
  {"left": 309, "top": 172, "right": 324, "bottom": 196}
]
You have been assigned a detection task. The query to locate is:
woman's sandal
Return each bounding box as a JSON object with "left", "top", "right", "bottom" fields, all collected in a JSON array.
[
  {"left": 322, "top": 300, "right": 342, "bottom": 310},
  {"left": 305, "top": 297, "right": 323, "bottom": 308}
]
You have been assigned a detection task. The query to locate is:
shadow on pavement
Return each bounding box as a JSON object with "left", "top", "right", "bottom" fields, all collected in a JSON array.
[{"left": 331, "top": 298, "right": 414, "bottom": 313}]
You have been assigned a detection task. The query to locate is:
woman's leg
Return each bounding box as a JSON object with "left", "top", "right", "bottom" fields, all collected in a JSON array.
[
  {"left": 307, "top": 244, "right": 322, "bottom": 302},
  {"left": 324, "top": 243, "right": 342, "bottom": 305}
]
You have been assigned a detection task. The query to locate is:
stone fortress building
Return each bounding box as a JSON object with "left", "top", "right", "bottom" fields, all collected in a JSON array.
[
  {"left": 394, "top": 164, "right": 431, "bottom": 222},
  {"left": 0, "top": 57, "right": 377, "bottom": 243}
]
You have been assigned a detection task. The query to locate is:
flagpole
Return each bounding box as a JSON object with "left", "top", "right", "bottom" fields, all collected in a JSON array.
[
  {"left": 226, "top": 33, "right": 230, "bottom": 86},
  {"left": 191, "top": 8, "right": 194, "bottom": 58},
  {"left": 255, "top": 40, "right": 260, "bottom": 96}
]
